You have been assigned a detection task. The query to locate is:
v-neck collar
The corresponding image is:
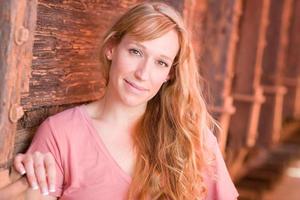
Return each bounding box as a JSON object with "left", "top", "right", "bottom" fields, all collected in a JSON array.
[{"left": 77, "top": 104, "right": 132, "bottom": 184}]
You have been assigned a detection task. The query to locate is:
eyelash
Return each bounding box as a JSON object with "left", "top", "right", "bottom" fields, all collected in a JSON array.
[
  {"left": 128, "top": 48, "right": 169, "bottom": 67},
  {"left": 157, "top": 60, "right": 169, "bottom": 68},
  {"left": 129, "top": 48, "right": 142, "bottom": 56}
]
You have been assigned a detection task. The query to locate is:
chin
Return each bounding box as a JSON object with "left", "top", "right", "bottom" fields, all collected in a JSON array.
[{"left": 120, "top": 95, "right": 149, "bottom": 108}]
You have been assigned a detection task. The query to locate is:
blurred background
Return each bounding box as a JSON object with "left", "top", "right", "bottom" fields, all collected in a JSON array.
[{"left": 0, "top": 0, "right": 299, "bottom": 199}]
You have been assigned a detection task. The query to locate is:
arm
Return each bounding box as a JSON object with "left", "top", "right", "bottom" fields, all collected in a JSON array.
[
  {"left": 14, "top": 152, "right": 56, "bottom": 196},
  {"left": 25, "top": 188, "right": 57, "bottom": 200},
  {"left": 0, "top": 176, "right": 28, "bottom": 200},
  {"left": 0, "top": 170, "right": 57, "bottom": 200},
  {"left": 14, "top": 118, "right": 64, "bottom": 198},
  {"left": 13, "top": 154, "right": 58, "bottom": 200}
]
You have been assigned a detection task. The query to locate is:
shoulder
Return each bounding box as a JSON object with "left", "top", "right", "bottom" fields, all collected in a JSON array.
[
  {"left": 201, "top": 126, "right": 219, "bottom": 172},
  {"left": 202, "top": 126, "right": 219, "bottom": 150},
  {"left": 45, "top": 105, "right": 84, "bottom": 133},
  {"left": 29, "top": 105, "right": 89, "bottom": 157},
  {"left": 35, "top": 105, "right": 85, "bottom": 141},
  {"left": 201, "top": 127, "right": 239, "bottom": 200},
  {"left": 47, "top": 106, "right": 81, "bottom": 126}
]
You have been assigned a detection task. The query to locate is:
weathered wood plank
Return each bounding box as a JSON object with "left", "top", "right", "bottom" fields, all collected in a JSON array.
[
  {"left": 184, "top": 0, "right": 243, "bottom": 154},
  {"left": 227, "top": 0, "right": 270, "bottom": 179},
  {"left": 0, "top": 0, "right": 37, "bottom": 198},
  {"left": 228, "top": 0, "right": 269, "bottom": 150},
  {"left": 258, "top": 0, "right": 293, "bottom": 146},
  {"left": 283, "top": 0, "right": 300, "bottom": 120},
  {"left": 200, "top": 0, "right": 238, "bottom": 106},
  {"left": 0, "top": 0, "right": 37, "bottom": 169}
]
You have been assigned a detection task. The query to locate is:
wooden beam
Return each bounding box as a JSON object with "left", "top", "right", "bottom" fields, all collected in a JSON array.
[
  {"left": 0, "top": 0, "right": 37, "bottom": 192},
  {"left": 283, "top": 0, "right": 300, "bottom": 120},
  {"left": 258, "top": 0, "right": 294, "bottom": 146}
]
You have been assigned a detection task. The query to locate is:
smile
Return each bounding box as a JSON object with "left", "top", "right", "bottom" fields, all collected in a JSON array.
[{"left": 124, "top": 79, "right": 148, "bottom": 92}]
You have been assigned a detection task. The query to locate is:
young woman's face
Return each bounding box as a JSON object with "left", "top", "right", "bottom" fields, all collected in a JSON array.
[{"left": 106, "top": 29, "right": 180, "bottom": 107}]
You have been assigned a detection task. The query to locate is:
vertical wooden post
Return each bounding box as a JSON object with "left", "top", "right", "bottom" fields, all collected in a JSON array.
[
  {"left": 216, "top": 0, "right": 242, "bottom": 153},
  {"left": 258, "top": 0, "right": 294, "bottom": 146},
  {"left": 186, "top": 0, "right": 242, "bottom": 154},
  {"left": 226, "top": 0, "right": 270, "bottom": 177},
  {"left": 283, "top": 0, "right": 300, "bottom": 121},
  {"left": 0, "top": 0, "right": 37, "bottom": 196},
  {"left": 228, "top": 0, "right": 269, "bottom": 148}
]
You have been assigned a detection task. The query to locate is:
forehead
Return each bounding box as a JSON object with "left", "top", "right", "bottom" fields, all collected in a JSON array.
[{"left": 120, "top": 30, "right": 180, "bottom": 59}]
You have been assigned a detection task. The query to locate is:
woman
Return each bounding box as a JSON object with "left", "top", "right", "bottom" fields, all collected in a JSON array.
[{"left": 13, "top": 2, "right": 238, "bottom": 199}]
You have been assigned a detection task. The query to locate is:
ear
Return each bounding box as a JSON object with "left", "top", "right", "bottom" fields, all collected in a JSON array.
[
  {"left": 105, "top": 43, "right": 115, "bottom": 61},
  {"left": 166, "top": 66, "right": 175, "bottom": 81},
  {"left": 166, "top": 74, "right": 170, "bottom": 81}
]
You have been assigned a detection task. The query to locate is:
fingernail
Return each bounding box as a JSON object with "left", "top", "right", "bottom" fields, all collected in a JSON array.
[
  {"left": 32, "top": 183, "right": 39, "bottom": 190},
  {"left": 42, "top": 188, "right": 49, "bottom": 196},
  {"left": 20, "top": 169, "right": 26, "bottom": 175},
  {"left": 49, "top": 185, "right": 56, "bottom": 192}
]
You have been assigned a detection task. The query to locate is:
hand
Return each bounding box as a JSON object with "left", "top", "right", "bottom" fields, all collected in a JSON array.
[{"left": 13, "top": 152, "right": 56, "bottom": 196}]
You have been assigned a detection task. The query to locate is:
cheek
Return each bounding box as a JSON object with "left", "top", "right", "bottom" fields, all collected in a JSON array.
[
  {"left": 151, "top": 70, "right": 170, "bottom": 89},
  {"left": 110, "top": 51, "right": 137, "bottom": 76}
]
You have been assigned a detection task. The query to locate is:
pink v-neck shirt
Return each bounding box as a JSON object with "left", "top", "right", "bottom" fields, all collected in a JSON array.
[{"left": 27, "top": 105, "right": 238, "bottom": 200}]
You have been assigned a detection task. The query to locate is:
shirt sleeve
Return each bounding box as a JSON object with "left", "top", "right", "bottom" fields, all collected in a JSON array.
[
  {"left": 203, "top": 130, "right": 239, "bottom": 200},
  {"left": 26, "top": 118, "right": 64, "bottom": 197}
]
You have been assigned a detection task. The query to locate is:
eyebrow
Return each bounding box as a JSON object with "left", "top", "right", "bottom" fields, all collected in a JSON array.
[{"left": 131, "top": 42, "right": 173, "bottom": 62}]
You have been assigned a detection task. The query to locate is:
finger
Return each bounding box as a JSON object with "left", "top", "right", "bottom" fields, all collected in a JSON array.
[
  {"left": 33, "top": 152, "right": 49, "bottom": 196},
  {"left": 44, "top": 152, "right": 56, "bottom": 193},
  {"left": 22, "top": 154, "right": 39, "bottom": 190},
  {"left": 14, "top": 154, "right": 26, "bottom": 175},
  {"left": 10, "top": 166, "right": 23, "bottom": 183}
]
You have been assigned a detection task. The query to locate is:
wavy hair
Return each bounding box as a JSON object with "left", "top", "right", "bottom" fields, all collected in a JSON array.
[{"left": 99, "top": 2, "right": 217, "bottom": 199}]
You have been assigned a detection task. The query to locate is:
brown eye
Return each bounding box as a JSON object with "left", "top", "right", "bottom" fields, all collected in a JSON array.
[
  {"left": 129, "top": 48, "right": 142, "bottom": 56},
  {"left": 157, "top": 60, "right": 169, "bottom": 67}
]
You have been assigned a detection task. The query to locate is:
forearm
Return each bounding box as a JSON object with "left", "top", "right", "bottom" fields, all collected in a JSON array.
[
  {"left": 0, "top": 176, "right": 56, "bottom": 200},
  {"left": 25, "top": 188, "right": 42, "bottom": 200},
  {"left": 0, "top": 176, "right": 28, "bottom": 200}
]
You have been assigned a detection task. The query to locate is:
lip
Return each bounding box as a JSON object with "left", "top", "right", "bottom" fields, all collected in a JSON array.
[{"left": 124, "top": 79, "right": 148, "bottom": 91}]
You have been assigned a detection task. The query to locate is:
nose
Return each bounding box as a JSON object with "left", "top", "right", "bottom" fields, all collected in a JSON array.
[{"left": 134, "top": 58, "right": 151, "bottom": 81}]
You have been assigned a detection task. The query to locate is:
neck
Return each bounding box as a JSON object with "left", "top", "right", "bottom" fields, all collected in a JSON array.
[{"left": 94, "top": 89, "right": 146, "bottom": 131}]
